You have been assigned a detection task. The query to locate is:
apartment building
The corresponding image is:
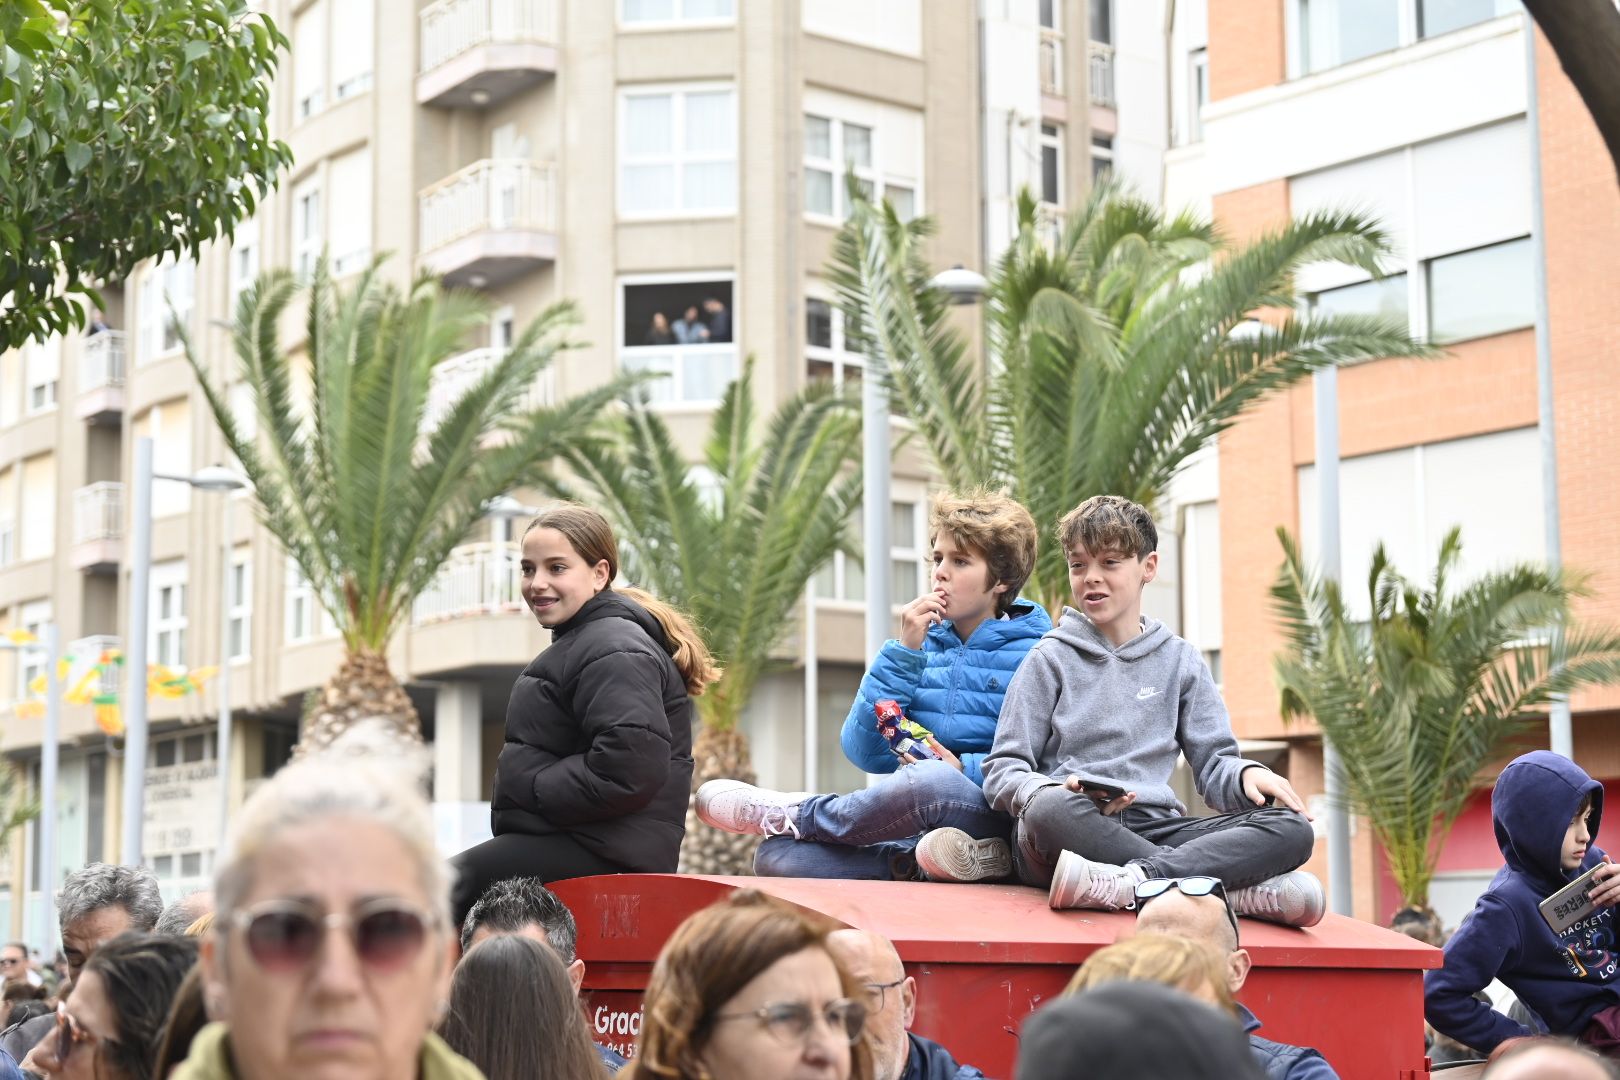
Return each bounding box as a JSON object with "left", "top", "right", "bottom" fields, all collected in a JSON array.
[
  {"left": 1148, "top": 0, "right": 1620, "bottom": 924},
  {"left": 0, "top": 0, "right": 1112, "bottom": 943}
]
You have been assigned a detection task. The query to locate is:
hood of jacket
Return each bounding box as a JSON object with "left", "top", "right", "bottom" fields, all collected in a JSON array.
[
  {"left": 553, "top": 588, "right": 673, "bottom": 654},
  {"left": 1493, "top": 750, "right": 1603, "bottom": 887},
  {"left": 925, "top": 598, "right": 1053, "bottom": 651},
  {"left": 1048, "top": 608, "right": 1174, "bottom": 662}
]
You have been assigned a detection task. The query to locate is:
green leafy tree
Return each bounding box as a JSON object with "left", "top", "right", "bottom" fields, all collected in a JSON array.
[
  {"left": 830, "top": 183, "right": 1434, "bottom": 612},
  {"left": 1271, "top": 528, "right": 1620, "bottom": 909},
  {"left": 188, "top": 260, "right": 622, "bottom": 751},
  {"left": 546, "top": 360, "right": 862, "bottom": 872},
  {"left": 0, "top": 0, "right": 291, "bottom": 348}
]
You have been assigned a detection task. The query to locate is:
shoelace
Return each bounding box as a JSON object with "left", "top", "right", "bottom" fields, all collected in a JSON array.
[
  {"left": 756, "top": 806, "right": 801, "bottom": 839},
  {"left": 1233, "top": 881, "right": 1281, "bottom": 917}
]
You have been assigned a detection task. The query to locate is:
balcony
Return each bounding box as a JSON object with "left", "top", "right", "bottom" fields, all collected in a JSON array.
[
  {"left": 1088, "top": 41, "right": 1116, "bottom": 108},
  {"left": 1039, "top": 28, "right": 1063, "bottom": 97},
  {"left": 72, "top": 482, "right": 124, "bottom": 573},
  {"left": 418, "top": 159, "right": 557, "bottom": 288},
  {"left": 67, "top": 635, "right": 121, "bottom": 698},
  {"left": 417, "top": 0, "right": 558, "bottom": 109},
  {"left": 412, "top": 541, "right": 524, "bottom": 625},
  {"left": 422, "top": 347, "right": 554, "bottom": 433},
  {"left": 77, "top": 330, "right": 126, "bottom": 424}
]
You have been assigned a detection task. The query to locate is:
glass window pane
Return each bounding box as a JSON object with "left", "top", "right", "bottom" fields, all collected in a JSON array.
[
  {"left": 843, "top": 124, "right": 872, "bottom": 169},
  {"left": 153, "top": 855, "right": 173, "bottom": 878},
  {"left": 1040, "top": 0, "right": 1056, "bottom": 30},
  {"left": 622, "top": 164, "right": 676, "bottom": 214},
  {"left": 622, "top": 0, "right": 674, "bottom": 22},
  {"left": 890, "top": 502, "right": 915, "bottom": 542},
  {"left": 680, "top": 348, "right": 737, "bottom": 401},
  {"left": 183, "top": 734, "right": 206, "bottom": 763},
  {"left": 1302, "top": 0, "right": 1399, "bottom": 72},
  {"left": 892, "top": 559, "right": 921, "bottom": 604},
  {"left": 181, "top": 852, "right": 203, "bottom": 877},
  {"left": 682, "top": 162, "right": 736, "bottom": 211},
  {"left": 806, "top": 299, "right": 833, "bottom": 350},
  {"left": 887, "top": 184, "right": 916, "bottom": 222},
  {"left": 625, "top": 95, "right": 673, "bottom": 155},
  {"left": 621, "top": 352, "right": 676, "bottom": 404},
  {"left": 805, "top": 168, "right": 834, "bottom": 216},
  {"left": 805, "top": 115, "right": 832, "bottom": 160},
  {"left": 684, "top": 92, "right": 734, "bottom": 155},
  {"left": 814, "top": 561, "right": 836, "bottom": 599},
  {"left": 155, "top": 740, "right": 176, "bottom": 767},
  {"left": 843, "top": 558, "right": 865, "bottom": 602},
  {"left": 1042, "top": 144, "right": 1060, "bottom": 205},
  {"left": 1419, "top": 0, "right": 1500, "bottom": 39},
  {"left": 1427, "top": 238, "right": 1534, "bottom": 344},
  {"left": 1310, "top": 273, "right": 1409, "bottom": 328},
  {"left": 683, "top": 0, "right": 734, "bottom": 19},
  {"left": 1089, "top": 0, "right": 1111, "bottom": 43}
]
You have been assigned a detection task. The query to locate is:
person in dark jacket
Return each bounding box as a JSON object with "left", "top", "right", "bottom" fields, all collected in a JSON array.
[
  {"left": 450, "top": 502, "right": 719, "bottom": 927},
  {"left": 1427, "top": 751, "right": 1620, "bottom": 1056},
  {"left": 826, "top": 930, "right": 986, "bottom": 1080}
]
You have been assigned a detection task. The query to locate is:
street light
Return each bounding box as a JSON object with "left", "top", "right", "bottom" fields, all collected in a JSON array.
[
  {"left": 123, "top": 438, "right": 246, "bottom": 869},
  {"left": 928, "top": 265, "right": 990, "bottom": 305}
]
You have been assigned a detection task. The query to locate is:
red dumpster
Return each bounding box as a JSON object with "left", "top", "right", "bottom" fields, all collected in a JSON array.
[{"left": 553, "top": 874, "right": 1443, "bottom": 1078}]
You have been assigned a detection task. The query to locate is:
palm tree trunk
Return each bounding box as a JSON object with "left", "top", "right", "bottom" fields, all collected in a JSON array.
[
  {"left": 296, "top": 647, "right": 423, "bottom": 757},
  {"left": 679, "top": 722, "right": 761, "bottom": 875}
]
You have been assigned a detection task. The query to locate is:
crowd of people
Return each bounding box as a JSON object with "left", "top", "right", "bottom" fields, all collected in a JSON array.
[
  {"left": 0, "top": 490, "right": 1612, "bottom": 1076},
  {"left": 641, "top": 299, "right": 731, "bottom": 346}
]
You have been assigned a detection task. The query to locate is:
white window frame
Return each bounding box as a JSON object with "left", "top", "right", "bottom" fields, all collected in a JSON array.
[
  {"left": 1039, "top": 123, "right": 1065, "bottom": 210},
  {"left": 617, "top": 82, "right": 738, "bottom": 221},
  {"left": 815, "top": 500, "right": 926, "bottom": 610},
  {"left": 1090, "top": 135, "right": 1114, "bottom": 181},
  {"left": 802, "top": 114, "right": 919, "bottom": 225},
  {"left": 150, "top": 560, "right": 188, "bottom": 670},
  {"left": 228, "top": 553, "right": 252, "bottom": 662},
  {"left": 285, "top": 557, "right": 317, "bottom": 643},
  {"left": 1188, "top": 48, "right": 1209, "bottom": 144},
  {"left": 293, "top": 0, "right": 327, "bottom": 121},
  {"left": 617, "top": 0, "right": 735, "bottom": 30},
  {"left": 230, "top": 214, "right": 260, "bottom": 305},
  {"left": 804, "top": 294, "right": 864, "bottom": 387},
  {"left": 18, "top": 600, "right": 49, "bottom": 693},
  {"left": 330, "top": 0, "right": 375, "bottom": 101},
  {"left": 616, "top": 271, "right": 739, "bottom": 408},
  {"left": 138, "top": 258, "right": 195, "bottom": 365},
  {"left": 326, "top": 147, "right": 372, "bottom": 278},
  {"left": 1423, "top": 235, "right": 1534, "bottom": 345},
  {"left": 24, "top": 337, "right": 58, "bottom": 416},
  {"left": 1286, "top": 0, "right": 1511, "bottom": 78},
  {"left": 293, "top": 174, "right": 322, "bottom": 279},
  {"left": 889, "top": 500, "right": 926, "bottom": 606}
]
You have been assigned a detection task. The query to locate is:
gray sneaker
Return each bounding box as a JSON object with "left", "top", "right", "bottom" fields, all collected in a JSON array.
[
  {"left": 915, "top": 828, "right": 1012, "bottom": 883},
  {"left": 1047, "top": 850, "right": 1148, "bottom": 911},
  {"left": 1230, "top": 870, "right": 1326, "bottom": 928},
  {"left": 694, "top": 780, "right": 808, "bottom": 838}
]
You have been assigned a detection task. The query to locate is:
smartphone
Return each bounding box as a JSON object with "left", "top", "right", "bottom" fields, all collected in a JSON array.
[
  {"left": 1539, "top": 861, "right": 1607, "bottom": 934},
  {"left": 1076, "top": 779, "right": 1127, "bottom": 801},
  {"left": 890, "top": 736, "right": 938, "bottom": 761}
]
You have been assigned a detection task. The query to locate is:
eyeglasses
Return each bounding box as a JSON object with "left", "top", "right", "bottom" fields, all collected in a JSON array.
[
  {"left": 229, "top": 898, "right": 436, "bottom": 974},
  {"left": 712, "top": 998, "right": 867, "bottom": 1047},
  {"left": 863, "top": 977, "right": 906, "bottom": 1013},
  {"left": 1135, "top": 876, "right": 1242, "bottom": 944}
]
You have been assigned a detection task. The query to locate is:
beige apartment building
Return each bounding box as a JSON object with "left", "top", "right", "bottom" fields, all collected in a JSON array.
[{"left": 0, "top": 0, "right": 1111, "bottom": 942}]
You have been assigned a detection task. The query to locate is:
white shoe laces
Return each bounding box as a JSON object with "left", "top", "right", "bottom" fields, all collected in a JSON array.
[{"left": 756, "top": 806, "right": 801, "bottom": 839}]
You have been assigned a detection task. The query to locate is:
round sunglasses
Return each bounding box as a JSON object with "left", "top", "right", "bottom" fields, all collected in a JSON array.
[{"left": 228, "top": 898, "right": 437, "bottom": 974}]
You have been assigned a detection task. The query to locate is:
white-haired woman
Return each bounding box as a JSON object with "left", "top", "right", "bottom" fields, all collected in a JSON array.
[{"left": 172, "top": 731, "right": 485, "bottom": 1080}]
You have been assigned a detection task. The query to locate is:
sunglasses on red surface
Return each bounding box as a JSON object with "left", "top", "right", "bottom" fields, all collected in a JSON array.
[{"left": 229, "top": 898, "right": 436, "bottom": 974}]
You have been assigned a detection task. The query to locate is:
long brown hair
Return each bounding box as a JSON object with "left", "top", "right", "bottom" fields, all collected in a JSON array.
[
  {"left": 525, "top": 503, "right": 720, "bottom": 695},
  {"left": 440, "top": 935, "right": 605, "bottom": 1080},
  {"left": 623, "top": 890, "right": 874, "bottom": 1080}
]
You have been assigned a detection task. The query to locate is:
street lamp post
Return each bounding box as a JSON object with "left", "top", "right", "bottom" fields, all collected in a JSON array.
[{"left": 0, "top": 627, "right": 61, "bottom": 951}]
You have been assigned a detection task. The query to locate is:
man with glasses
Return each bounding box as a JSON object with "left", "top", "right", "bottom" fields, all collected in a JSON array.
[
  {"left": 1133, "top": 876, "right": 1339, "bottom": 1080},
  {"left": 826, "top": 929, "right": 987, "bottom": 1080}
]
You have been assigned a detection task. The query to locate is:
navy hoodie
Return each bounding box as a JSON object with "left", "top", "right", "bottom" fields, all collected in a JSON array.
[{"left": 1425, "top": 751, "right": 1619, "bottom": 1052}]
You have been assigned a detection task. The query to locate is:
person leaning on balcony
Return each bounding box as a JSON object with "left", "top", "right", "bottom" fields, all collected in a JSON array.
[{"left": 449, "top": 502, "right": 719, "bottom": 929}]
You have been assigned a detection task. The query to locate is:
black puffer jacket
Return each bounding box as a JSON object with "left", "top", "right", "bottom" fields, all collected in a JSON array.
[{"left": 490, "top": 589, "right": 694, "bottom": 871}]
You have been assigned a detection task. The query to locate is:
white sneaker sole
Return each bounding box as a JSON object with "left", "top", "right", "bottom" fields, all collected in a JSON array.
[{"left": 916, "top": 828, "right": 1012, "bottom": 883}]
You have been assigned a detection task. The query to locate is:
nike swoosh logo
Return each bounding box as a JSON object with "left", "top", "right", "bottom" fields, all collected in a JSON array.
[{"left": 1136, "top": 688, "right": 1163, "bottom": 700}]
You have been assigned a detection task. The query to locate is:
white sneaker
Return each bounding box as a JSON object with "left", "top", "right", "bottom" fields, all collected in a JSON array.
[
  {"left": 1230, "top": 870, "right": 1326, "bottom": 928},
  {"left": 694, "top": 780, "right": 808, "bottom": 838},
  {"left": 1047, "top": 850, "right": 1148, "bottom": 911},
  {"left": 915, "top": 828, "right": 1012, "bottom": 883}
]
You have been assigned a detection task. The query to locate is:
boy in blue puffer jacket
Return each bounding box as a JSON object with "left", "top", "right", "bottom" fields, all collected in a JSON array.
[{"left": 695, "top": 491, "right": 1048, "bottom": 880}]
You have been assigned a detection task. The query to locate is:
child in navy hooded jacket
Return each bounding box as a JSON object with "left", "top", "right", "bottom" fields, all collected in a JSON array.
[{"left": 1426, "top": 751, "right": 1620, "bottom": 1054}]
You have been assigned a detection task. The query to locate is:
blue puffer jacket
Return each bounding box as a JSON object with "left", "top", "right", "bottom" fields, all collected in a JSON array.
[{"left": 840, "top": 599, "right": 1052, "bottom": 788}]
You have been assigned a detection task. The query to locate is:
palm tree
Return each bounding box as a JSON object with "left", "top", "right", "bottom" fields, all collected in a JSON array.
[
  {"left": 830, "top": 182, "right": 1435, "bottom": 612},
  {"left": 1271, "top": 527, "right": 1620, "bottom": 910},
  {"left": 546, "top": 359, "right": 862, "bottom": 873},
  {"left": 185, "top": 260, "right": 623, "bottom": 752}
]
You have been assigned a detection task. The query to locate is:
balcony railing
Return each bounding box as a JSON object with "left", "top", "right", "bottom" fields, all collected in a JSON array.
[
  {"left": 68, "top": 635, "right": 121, "bottom": 698},
  {"left": 1039, "top": 28, "right": 1063, "bottom": 97},
  {"left": 81, "top": 331, "right": 127, "bottom": 393},
  {"left": 412, "top": 541, "right": 524, "bottom": 624},
  {"left": 73, "top": 482, "right": 125, "bottom": 546},
  {"left": 1088, "top": 41, "right": 1116, "bottom": 107},
  {"left": 423, "top": 347, "right": 554, "bottom": 432},
  {"left": 419, "top": 158, "right": 557, "bottom": 255},
  {"left": 419, "top": 0, "right": 557, "bottom": 75}
]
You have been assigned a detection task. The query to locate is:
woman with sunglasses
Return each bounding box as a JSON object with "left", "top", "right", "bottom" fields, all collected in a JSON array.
[
  {"left": 31, "top": 932, "right": 198, "bottom": 1080},
  {"left": 171, "top": 733, "right": 484, "bottom": 1080},
  {"left": 623, "top": 890, "right": 873, "bottom": 1080},
  {"left": 439, "top": 935, "right": 604, "bottom": 1080}
]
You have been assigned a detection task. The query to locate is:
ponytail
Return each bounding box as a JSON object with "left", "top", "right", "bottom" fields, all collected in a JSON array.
[{"left": 617, "top": 586, "right": 722, "bottom": 697}]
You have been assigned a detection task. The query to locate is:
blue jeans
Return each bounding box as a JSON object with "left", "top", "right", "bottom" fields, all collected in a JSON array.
[{"left": 753, "top": 759, "right": 1011, "bottom": 881}]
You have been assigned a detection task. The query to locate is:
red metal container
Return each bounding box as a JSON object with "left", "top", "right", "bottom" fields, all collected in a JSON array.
[{"left": 554, "top": 874, "right": 1443, "bottom": 1078}]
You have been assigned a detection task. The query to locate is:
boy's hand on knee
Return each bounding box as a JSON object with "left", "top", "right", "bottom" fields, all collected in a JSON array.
[
  {"left": 1063, "top": 776, "right": 1137, "bottom": 815},
  {"left": 1242, "top": 768, "right": 1313, "bottom": 819}
]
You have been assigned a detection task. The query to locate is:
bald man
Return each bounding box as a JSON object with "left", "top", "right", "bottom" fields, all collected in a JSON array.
[
  {"left": 1133, "top": 880, "right": 1338, "bottom": 1080},
  {"left": 826, "top": 930, "right": 986, "bottom": 1080},
  {"left": 1484, "top": 1039, "right": 1617, "bottom": 1080}
]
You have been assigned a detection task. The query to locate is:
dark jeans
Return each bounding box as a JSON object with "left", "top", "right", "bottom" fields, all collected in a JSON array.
[
  {"left": 1013, "top": 785, "right": 1316, "bottom": 891},
  {"left": 451, "top": 832, "right": 624, "bottom": 930}
]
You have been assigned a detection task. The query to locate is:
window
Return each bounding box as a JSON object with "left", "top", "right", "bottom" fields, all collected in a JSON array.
[
  {"left": 151, "top": 560, "right": 188, "bottom": 669},
  {"left": 293, "top": 176, "right": 322, "bottom": 278},
  {"left": 1039, "top": 0, "right": 1057, "bottom": 31},
  {"left": 19, "top": 454, "right": 53, "bottom": 563},
  {"left": 814, "top": 501, "right": 923, "bottom": 606},
  {"left": 230, "top": 215, "right": 260, "bottom": 305},
  {"left": 1188, "top": 48, "right": 1208, "bottom": 144},
  {"left": 1039, "top": 124, "right": 1064, "bottom": 208},
  {"left": 18, "top": 601, "right": 49, "bottom": 695},
  {"left": 1090, "top": 135, "right": 1113, "bottom": 182},
  {"left": 1180, "top": 501, "right": 1222, "bottom": 660},
  {"left": 286, "top": 558, "right": 317, "bottom": 642},
  {"left": 620, "top": 0, "right": 734, "bottom": 25},
  {"left": 800, "top": 0, "right": 921, "bottom": 55},
  {"left": 805, "top": 297, "right": 863, "bottom": 387},
  {"left": 138, "top": 400, "right": 193, "bottom": 518},
  {"left": 328, "top": 148, "right": 372, "bottom": 277},
  {"left": 1419, "top": 0, "right": 1515, "bottom": 40},
  {"left": 331, "top": 0, "right": 374, "bottom": 100},
  {"left": 24, "top": 336, "right": 58, "bottom": 415},
  {"left": 0, "top": 466, "right": 15, "bottom": 567},
  {"left": 228, "top": 553, "right": 251, "bottom": 661},
  {"left": 293, "top": 1, "right": 326, "bottom": 120},
  {"left": 619, "top": 276, "right": 737, "bottom": 405},
  {"left": 1427, "top": 238, "right": 1533, "bottom": 344},
  {"left": 1089, "top": 0, "right": 1111, "bottom": 44},
  {"left": 1309, "top": 274, "right": 1409, "bottom": 329},
  {"left": 619, "top": 86, "right": 737, "bottom": 218},
  {"left": 801, "top": 95, "right": 923, "bottom": 223},
  {"left": 1295, "top": 0, "right": 1400, "bottom": 74},
  {"left": 138, "top": 259, "right": 195, "bottom": 363}
]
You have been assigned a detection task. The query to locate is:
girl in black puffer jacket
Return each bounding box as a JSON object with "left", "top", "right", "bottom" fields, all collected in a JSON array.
[{"left": 451, "top": 502, "right": 719, "bottom": 927}]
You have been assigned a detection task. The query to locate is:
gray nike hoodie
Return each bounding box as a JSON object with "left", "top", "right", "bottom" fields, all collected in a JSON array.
[{"left": 983, "top": 610, "right": 1265, "bottom": 818}]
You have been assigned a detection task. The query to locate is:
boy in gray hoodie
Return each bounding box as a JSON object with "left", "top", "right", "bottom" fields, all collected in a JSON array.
[{"left": 931, "top": 495, "right": 1323, "bottom": 926}]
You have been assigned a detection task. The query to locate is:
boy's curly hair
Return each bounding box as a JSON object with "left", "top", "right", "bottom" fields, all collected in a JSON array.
[
  {"left": 1057, "top": 495, "right": 1157, "bottom": 560},
  {"left": 929, "top": 490, "right": 1038, "bottom": 616}
]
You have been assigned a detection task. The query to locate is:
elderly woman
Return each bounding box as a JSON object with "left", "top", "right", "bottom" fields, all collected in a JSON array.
[
  {"left": 172, "top": 732, "right": 484, "bottom": 1080},
  {"left": 623, "top": 890, "right": 872, "bottom": 1080}
]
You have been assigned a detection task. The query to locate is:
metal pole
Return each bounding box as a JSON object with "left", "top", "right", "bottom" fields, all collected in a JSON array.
[
  {"left": 1522, "top": 12, "right": 1571, "bottom": 759},
  {"left": 121, "top": 438, "right": 154, "bottom": 867},
  {"left": 39, "top": 624, "right": 59, "bottom": 952},
  {"left": 1315, "top": 365, "right": 1353, "bottom": 917},
  {"left": 803, "top": 583, "right": 818, "bottom": 792},
  {"left": 861, "top": 358, "right": 891, "bottom": 666},
  {"left": 215, "top": 494, "right": 234, "bottom": 845}
]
